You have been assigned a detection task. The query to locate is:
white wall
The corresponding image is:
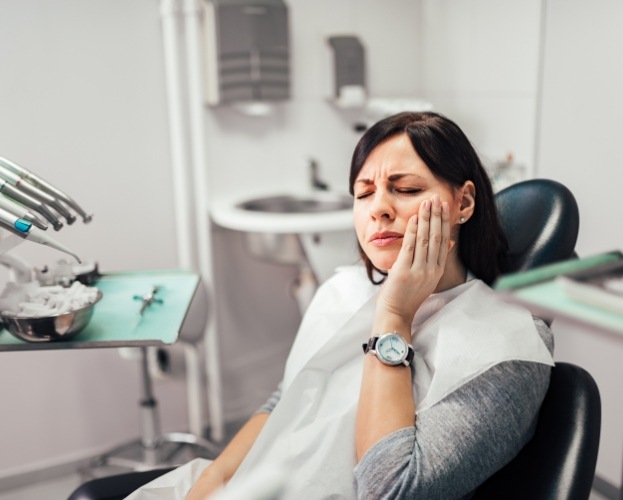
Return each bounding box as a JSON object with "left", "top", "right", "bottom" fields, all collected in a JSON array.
[
  {"left": 538, "top": 0, "right": 623, "bottom": 256},
  {"left": 538, "top": 0, "right": 623, "bottom": 489},
  {"left": 418, "top": 0, "right": 543, "bottom": 183}
]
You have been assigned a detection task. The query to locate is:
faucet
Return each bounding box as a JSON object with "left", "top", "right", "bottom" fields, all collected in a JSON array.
[{"left": 309, "top": 158, "right": 329, "bottom": 191}]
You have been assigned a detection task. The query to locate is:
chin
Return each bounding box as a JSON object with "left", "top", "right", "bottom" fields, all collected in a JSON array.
[{"left": 367, "top": 250, "right": 399, "bottom": 273}]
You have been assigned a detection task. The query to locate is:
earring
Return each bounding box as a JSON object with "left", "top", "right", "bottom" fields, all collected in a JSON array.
[{"left": 460, "top": 217, "right": 466, "bottom": 223}]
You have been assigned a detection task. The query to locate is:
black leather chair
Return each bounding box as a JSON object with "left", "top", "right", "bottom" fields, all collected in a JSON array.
[
  {"left": 473, "top": 362, "right": 601, "bottom": 500},
  {"left": 496, "top": 178, "right": 580, "bottom": 274},
  {"left": 68, "top": 467, "right": 175, "bottom": 500}
]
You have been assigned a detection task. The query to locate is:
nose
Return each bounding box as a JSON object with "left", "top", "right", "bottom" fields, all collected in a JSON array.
[{"left": 368, "top": 190, "right": 395, "bottom": 220}]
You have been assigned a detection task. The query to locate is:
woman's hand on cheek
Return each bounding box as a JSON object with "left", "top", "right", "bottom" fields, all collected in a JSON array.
[{"left": 376, "top": 195, "right": 451, "bottom": 327}]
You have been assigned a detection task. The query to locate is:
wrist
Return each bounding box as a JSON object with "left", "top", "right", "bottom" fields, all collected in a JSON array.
[{"left": 372, "top": 317, "right": 412, "bottom": 341}]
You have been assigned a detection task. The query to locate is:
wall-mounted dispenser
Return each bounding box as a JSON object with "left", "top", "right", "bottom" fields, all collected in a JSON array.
[
  {"left": 326, "top": 34, "right": 432, "bottom": 130},
  {"left": 327, "top": 35, "right": 367, "bottom": 109},
  {"left": 203, "top": 0, "right": 290, "bottom": 113}
]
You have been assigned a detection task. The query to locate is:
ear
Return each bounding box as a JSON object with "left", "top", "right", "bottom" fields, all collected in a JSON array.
[{"left": 457, "top": 180, "right": 476, "bottom": 223}]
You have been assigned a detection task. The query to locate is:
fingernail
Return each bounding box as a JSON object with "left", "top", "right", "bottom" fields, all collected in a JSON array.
[
  {"left": 423, "top": 200, "right": 431, "bottom": 210},
  {"left": 433, "top": 195, "right": 441, "bottom": 206},
  {"left": 442, "top": 202, "right": 449, "bottom": 213}
]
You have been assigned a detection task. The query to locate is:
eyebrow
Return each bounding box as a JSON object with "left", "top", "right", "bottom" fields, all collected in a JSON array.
[{"left": 354, "top": 173, "right": 426, "bottom": 185}]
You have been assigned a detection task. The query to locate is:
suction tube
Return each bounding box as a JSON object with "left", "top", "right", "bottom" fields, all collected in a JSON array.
[
  {"left": 0, "top": 157, "right": 92, "bottom": 223},
  {"left": 0, "top": 206, "right": 81, "bottom": 262},
  {"left": 0, "top": 195, "right": 48, "bottom": 230}
]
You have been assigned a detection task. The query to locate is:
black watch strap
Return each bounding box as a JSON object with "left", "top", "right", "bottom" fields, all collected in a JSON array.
[
  {"left": 404, "top": 346, "right": 415, "bottom": 365},
  {"left": 362, "top": 336, "right": 378, "bottom": 354}
]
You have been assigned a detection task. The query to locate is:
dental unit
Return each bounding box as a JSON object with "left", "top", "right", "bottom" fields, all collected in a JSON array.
[{"left": 0, "top": 155, "right": 92, "bottom": 262}]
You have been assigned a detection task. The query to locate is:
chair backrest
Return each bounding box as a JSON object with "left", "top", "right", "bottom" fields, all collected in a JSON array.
[
  {"left": 473, "top": 362, "right": 601, "bottom": 500},
  {"left": 495, "top": 179, "right": 580, "bottom": 274}
]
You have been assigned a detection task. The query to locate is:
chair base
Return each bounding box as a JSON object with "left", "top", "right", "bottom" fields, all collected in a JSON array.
[
  {"left": 69, "top": 467, "right": 176, "bottom": 500},
  {"left": 80, "top": 431, "right": 221, "bottom": 481}
]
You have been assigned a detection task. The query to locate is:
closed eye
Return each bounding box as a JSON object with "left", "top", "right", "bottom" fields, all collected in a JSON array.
[
  {"left": 395, "top": 188, "right": 422, "bottom": 195},
  {"left": 355, "top": 191, "right": 373, "bottom": 200}
]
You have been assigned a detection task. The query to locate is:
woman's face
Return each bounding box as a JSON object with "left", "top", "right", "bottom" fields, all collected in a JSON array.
[{"left": 353, "top": 133, "right": 466, "bottom": 272}]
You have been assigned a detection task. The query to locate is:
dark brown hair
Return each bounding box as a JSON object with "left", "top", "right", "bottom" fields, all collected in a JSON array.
[{"left": 349, "top": 111, "right": 508, "bottom": 285}]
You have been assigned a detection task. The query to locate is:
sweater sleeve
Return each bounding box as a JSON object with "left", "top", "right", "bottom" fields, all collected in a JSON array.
[{"left": 354, "top": 319, "right": 553, "bottom": 500}]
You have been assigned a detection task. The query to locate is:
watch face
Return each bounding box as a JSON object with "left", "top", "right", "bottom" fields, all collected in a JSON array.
[{"left": 376, "top": 333, "right": 408, "bottom": 365}]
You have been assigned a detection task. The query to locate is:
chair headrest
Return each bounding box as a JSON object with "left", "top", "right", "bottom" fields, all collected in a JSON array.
[{"left": 496, "top": 179, "right": 579, "bottom": 274}]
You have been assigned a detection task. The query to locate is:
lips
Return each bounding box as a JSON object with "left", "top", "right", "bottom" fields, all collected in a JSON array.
[{"left": 369, "top": 231, "right": 403, "bottom": 247}]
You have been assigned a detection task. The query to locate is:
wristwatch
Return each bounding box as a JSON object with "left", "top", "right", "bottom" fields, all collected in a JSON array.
[{"left": 362, "top": 332, "right": 414, "bottom": 367}]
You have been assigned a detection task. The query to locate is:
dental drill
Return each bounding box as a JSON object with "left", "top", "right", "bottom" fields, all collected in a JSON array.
[
  {"left": 0, "top": 155, "right": 92, "bottom": 262},
  {"left": 0, "top": 178, "right": 64, "bottom": 230},
  {"left": 0, "top": 157, "right": 92, "bottom": 224}
]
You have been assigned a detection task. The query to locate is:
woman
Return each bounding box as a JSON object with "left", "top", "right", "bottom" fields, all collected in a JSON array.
[{"left": 184, "top": 111, "right": 554, "bottom": 499}]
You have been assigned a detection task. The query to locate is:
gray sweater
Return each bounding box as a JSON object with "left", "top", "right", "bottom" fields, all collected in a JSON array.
[{"left": 257, "top": 318, "right": 553, "bottom": 500}]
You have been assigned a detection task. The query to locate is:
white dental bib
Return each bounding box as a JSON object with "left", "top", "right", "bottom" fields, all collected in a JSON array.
[{"left": 228, "top": 266, "right": 554, "bottom": 499}]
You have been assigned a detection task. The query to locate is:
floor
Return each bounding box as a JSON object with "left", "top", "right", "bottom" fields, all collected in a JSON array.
[
  {"left": 0, "top": 444, "right": 213, "bottom": 500},
  {"left": 0, "top": 422, "right": 241, "bottom": 500},
  {"left": 0, "top": 473, "right": 82, "bottom": 500},
  {"left": 0, "top": 474, "right": 615, "bottom": 500}
]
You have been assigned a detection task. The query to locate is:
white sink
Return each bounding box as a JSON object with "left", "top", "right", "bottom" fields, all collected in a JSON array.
[
  {"left": 211, "top": 190, "right": 358, "bottom": 299},
  {"left": 211, "top": 190, "right": 353, "bottom": 234}
]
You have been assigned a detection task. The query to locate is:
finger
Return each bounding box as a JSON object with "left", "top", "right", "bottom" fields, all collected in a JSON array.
[
  {"left": 413, "top": 198, "right": 431, "bottom": 268},
  {"left": 428, "top": 195, "right": 443, "bottom": 265},
  {"left": 395, "top": 214, "right": 418, "bottom": 268},
  {"left": 437, "top": 201, "right": 451, "bottom": 267}
]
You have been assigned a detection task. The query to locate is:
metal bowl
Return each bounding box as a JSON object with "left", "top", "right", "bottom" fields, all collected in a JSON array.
[{"left": 0, "top": 289, "right": 103, "bottom": 343}]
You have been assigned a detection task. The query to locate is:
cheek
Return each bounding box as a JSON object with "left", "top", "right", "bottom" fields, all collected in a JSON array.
[
  {"left": 407, "top": 199, "right": 423, "bottom": 218},
  {"left": 353, "top": 207, "right": 367, "bottom": 241}
]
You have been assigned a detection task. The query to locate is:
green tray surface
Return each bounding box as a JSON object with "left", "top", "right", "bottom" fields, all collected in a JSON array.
[
  {"left": 495, "top": 252, "right": 623, "bottom": 335},
  {"left": 0, "top": 270, "right": 199, "bottom": 351}
]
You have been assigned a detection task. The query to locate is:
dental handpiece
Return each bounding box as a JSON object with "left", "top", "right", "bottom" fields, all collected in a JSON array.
[
  {"left": 0, "top": 194, "right": 48, "bottom": 230},
  {"left": 0, "top": 179, "right": 64, "bottom": 230},
  {"left": 0, "top": 206, "right": 81, "bottom": 262},
  {"left": 0, "top": 157, "right": 92, "bottom": 224},
  {"left": 0, "top": 163, "right": 76, "bottom": 225}
]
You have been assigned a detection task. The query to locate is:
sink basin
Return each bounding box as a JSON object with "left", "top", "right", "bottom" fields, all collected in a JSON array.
[
  {"left": 211, "top": 190, "right": 353, "bottom": 234},
  {"left": 210, "top": 189, "right": 358, "bottom": 281},
  {"left": 238, "top": 192, "right": 352, "bottom": 214}
]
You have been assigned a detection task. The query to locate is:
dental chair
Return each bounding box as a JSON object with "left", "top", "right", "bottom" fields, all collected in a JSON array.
[
  {"left": 473, "top": 361, "right": 601, "bottom": 500},
  {"left": 473, "top": 179, "right": 602, "bottom": 498},
  {"left": 69, "top": 178, "right": 588, "bottom": 499}
]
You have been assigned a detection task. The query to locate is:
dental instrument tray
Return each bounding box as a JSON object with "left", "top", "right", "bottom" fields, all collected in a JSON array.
[
  {"left": 0, "top": 270, "right": 200, "bottom": 351},
  {"left": 0, "top": 288, "right": 103, "bottom": 343}
]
